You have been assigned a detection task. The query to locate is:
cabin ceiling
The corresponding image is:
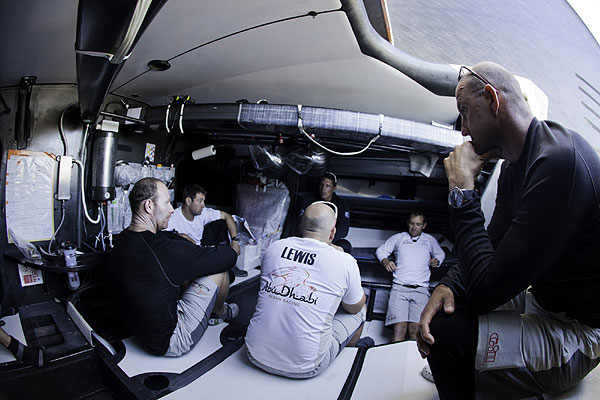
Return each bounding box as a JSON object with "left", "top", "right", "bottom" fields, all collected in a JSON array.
[
  {"left": 0, "top": 0, "right": 458, "bottom": 125},
  {"left": 0, "top": 0, "right": 78, "bottom": 86}
]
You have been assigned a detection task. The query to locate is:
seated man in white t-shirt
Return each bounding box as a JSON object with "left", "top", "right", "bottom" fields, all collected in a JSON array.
[
  {"left": 167, "top": 184, "right": 246, "bottom": 277},
  {"left": 376, "top": 210, "right": 445, "bottom": 342},
  {"left": 246, "top": 201, "right": 370, "bottom": 379}
]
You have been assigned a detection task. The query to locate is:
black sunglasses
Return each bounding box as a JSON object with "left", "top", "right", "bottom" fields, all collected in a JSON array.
[
  {"left": 458, "top": 66, "right": 500, "bottom": 110},
  {"left": 458, "top": 66, "right": 491, "bottom": 84}
]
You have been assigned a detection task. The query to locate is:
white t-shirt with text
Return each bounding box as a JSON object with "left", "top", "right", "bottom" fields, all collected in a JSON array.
[{"left": 245, "top": 236, "right": 364, "bottom": 373}]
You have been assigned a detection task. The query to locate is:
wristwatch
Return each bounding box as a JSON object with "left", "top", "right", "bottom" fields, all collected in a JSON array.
[
  {"left": 231, "top": 236, "right": 239, "bottom": 241},
  {"left": 448, "top": 186, "right": 477, "bottom": 208}
]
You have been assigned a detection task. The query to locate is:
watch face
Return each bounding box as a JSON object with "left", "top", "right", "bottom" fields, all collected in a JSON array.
[{"left": 448, "top": 187, "right": 464, "bottom": 208}]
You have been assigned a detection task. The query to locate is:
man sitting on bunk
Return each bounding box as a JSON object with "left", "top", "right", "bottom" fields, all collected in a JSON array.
[
  {"left": 108, "top": 177, "right": 238, "bottom": 357},
  {"left": 246, "top": 201, "right": 371, "bottom": 378},
  {"left": 167, "top": 183, "right": 247, "bottom": 277},
  {"left": 376, "top": 210, "right": 445, "bottom": 342}
]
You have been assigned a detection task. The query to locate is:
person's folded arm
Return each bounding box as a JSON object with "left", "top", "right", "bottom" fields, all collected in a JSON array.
[{"left": 451, "top": 152, "right": 590, "bottom": 313}]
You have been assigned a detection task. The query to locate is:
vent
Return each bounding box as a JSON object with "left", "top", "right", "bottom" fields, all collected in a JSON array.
[{"left": 577, "top": 73, "right": 600, "bottom": 134}]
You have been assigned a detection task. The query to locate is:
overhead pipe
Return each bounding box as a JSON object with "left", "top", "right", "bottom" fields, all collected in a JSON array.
[{"left": 340, "top": 0, "right": 458, "bottom": 97}]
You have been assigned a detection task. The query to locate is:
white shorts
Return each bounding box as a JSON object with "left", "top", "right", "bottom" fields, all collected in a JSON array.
[
  {"left": 475, "top": 290, "right": 600, "bottom": 396},
  {"left": 247, "top": 306, "right": 366, "bottom": 378},
  {"left": 385, "top": 284, "right": 430, "bottom": 325},
  {"left": 164, "top": 277, "right": 218, "bottom": 357}
]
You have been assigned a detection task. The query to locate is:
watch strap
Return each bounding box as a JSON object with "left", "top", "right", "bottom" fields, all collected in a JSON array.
[{"left": 448, "top": 187, "right": 477, "bottom": 208}]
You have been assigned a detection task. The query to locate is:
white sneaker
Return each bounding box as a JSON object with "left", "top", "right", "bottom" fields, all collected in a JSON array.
[
  {"left": 209, "top": 302, "right": 239, "bottom": 326},
  {"left": 421, "top": 364, "right": 435, "bottom": 383}
]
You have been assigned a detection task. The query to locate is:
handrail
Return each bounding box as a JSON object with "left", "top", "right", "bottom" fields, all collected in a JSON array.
[{"left": 110, "top": 0, "right": 153, "bottom": 64}]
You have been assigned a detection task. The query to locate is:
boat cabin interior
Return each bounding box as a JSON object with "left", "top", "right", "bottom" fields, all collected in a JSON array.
[{"left": 0, "top": 0, "right": 599, "bottom": 399}]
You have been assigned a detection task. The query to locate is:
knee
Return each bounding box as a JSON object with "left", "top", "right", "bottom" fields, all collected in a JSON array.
[
  {"left": 429, "top": 312, "right": 457, "bottom": 345},
  {"left": 207, "top": 271, "right": 229, "bottom": 286},
  {"left": 394, "top": 322, "right": 408, "bottom": 334},
  {"left": 429, "top": 306, "right": 477, "bottom": 353},
  {"left": 408, "top": 323, "right": 419, "bottom": 335}
]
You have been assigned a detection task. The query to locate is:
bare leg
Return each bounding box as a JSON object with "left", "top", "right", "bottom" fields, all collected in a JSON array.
[
  {"left": 207, "top": 271, "right": 230, "bottom": 316},
  {"left": 0, "top": 327, "right": 10, "bottom": 347},
  {"left": 392, "top": 322, "right": 408, "bottom": 342},
  {"left": 408, "top": 322, "right": 419, "bottom": 340},
  {"left": 348, "top": 323, "right": 365, "bottom": 347}
]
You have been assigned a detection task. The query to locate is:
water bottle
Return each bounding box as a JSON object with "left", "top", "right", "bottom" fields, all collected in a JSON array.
[{"left": 63, "top": 242, "right": 80, "bottom": 290}]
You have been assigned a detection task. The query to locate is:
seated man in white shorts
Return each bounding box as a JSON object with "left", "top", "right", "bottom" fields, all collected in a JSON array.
[
  {"left": 245, "top": 201, "right": 369, "bottom": 378},
  {"left": 108, "top": 178, "right": 238, "bottom": 357},
  {"left": 376, "top": 210, "right": 445, "bottom": 342}
]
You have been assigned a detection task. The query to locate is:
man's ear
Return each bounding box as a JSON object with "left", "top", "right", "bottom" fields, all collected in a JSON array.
[
  {"left": 423, "top": 222, "right": 427, "bottom": 230},
  {"left": 184, "top": 196, "right": 192, "bottom": 206},
  {"left": 484, "top": 85, "right": 500, "bottom": 116},
  {"left": 330, "top": 226, "right": 336, "bottom": 241},
  {"left": 143, "top": 198, "right": 153, "bottom": 214}
]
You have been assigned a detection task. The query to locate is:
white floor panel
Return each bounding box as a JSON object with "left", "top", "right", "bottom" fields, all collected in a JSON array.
[
  {"left": 231, "top": 267, "right": 260, "bottom": 287},
  {"left": 351, "top": 342, "right": 438, "bottom": 400},
  {"left": 118, "top": 323, "right": 227, "bottom": 377},
  {"left": 164, "top": 344, "right": 359, "bottom": 400},
  {"left": 362, "top": 319, "right": 391, "bottom": 346}
]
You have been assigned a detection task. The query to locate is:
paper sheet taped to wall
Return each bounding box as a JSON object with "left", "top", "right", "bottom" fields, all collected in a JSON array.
[{"left": 5, "top": 150, "right": 55, "bottom": 242}]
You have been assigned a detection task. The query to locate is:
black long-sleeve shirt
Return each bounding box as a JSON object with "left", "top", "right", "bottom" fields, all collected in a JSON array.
[
  {"left": 441, "top": 118, "right": 600, "bottom": 328},
  {"left": 107, "top": 230, "right": 236, "bottom": 355}
]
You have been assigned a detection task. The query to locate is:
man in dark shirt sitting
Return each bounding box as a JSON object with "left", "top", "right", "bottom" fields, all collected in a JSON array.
[
  {"left": 108, "top": 177, "right": 238, "bottom": 356},
  {"left": 418, "top": 62, "right": 600, "bottom": 398},
  {"left": 298, "top": 171, "right": 352, "bottom": 253}
]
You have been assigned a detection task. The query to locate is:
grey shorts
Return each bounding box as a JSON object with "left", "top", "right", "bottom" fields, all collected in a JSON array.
[
  {"left": 385, "top": 284, "right": 430, "bottom": 325},
  {"left": 247, "top": 306, "right": 366, "bottom": 378},
  {"left": 475, "top": 290, "right": 600, "bottom": 397},
  {"left": 164, "top": 277, "right": 218, "bottom": 357}
]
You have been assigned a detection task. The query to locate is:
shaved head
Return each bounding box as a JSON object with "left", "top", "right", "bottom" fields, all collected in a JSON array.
[
  {"left": 300, "top": 203, "right": 336, "bottom": 242},
  {"left": 466, "top": 62, "right": 530, "bottom": 111}
]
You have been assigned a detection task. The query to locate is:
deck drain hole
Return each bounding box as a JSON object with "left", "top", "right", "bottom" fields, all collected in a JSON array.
[{"left": 144, "top": 374, "right": 170, "bottom": 390}]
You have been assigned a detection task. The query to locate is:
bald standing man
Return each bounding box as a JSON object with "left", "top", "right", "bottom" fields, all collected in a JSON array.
[{"left": 246, "top": 202, "right": 368, "bottom": 378}]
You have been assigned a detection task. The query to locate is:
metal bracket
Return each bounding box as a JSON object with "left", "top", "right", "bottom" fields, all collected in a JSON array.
[
  {"left": 0, "top": 92, "right": 10, "bottom": 115},
  {"left": 56, "top": 156, "right": 73, "bottom": 201},
  {"left": 14, "top": 76, "right": 36, "bottom": 149}
]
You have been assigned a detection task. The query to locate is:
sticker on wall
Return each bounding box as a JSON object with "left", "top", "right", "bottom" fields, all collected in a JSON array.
[
  {"left": 18, "top": 263, "right": 44, "bottom": 287},
  {"left": 145, "top": 143, "right": 156, "bottom": 163}
]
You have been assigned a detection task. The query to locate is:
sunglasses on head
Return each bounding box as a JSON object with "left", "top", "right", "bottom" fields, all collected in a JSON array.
[
  {"left": 458, "top": 65, "right": 500, "bottom": 113},
  {"left": 311, "top": 201, "right": 338, "bottom": 219}
]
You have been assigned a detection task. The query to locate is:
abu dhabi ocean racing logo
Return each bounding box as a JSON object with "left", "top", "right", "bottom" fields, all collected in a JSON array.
[{"left": 261, "top": 266, "right": 318, "bottom": 305}]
